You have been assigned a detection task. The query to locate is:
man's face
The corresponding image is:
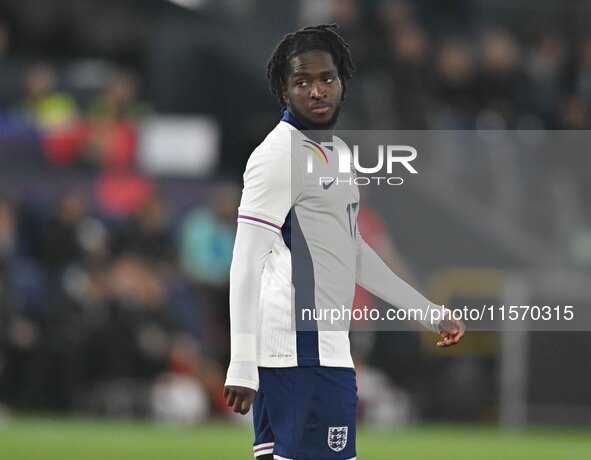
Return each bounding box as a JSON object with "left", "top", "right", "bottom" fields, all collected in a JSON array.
[{"left": 282, "top": 50, "right": 343, "bottom": 130}]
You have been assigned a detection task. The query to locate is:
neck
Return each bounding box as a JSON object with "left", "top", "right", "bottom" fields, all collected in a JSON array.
[{"left": 281, "top": 110, "right": 334, "bottom": 142}]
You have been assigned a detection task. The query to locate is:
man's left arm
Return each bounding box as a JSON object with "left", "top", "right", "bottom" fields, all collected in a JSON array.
[{"left": 355, "top": 235, "right": 465, "bottom": 347}]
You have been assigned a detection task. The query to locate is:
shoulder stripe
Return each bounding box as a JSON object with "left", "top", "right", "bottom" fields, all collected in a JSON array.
[{"left": 238, "top": 215, "right": 282, "bottom": 230}]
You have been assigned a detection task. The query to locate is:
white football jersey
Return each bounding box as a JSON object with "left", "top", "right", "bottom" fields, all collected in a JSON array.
[{"left": 237, "top": 118, "right": 359, "bottom": 369}]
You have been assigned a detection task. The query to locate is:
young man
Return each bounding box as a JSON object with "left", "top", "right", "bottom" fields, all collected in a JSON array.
[{"left": 224, "top": 24, "right": 465, "bottom": 460}]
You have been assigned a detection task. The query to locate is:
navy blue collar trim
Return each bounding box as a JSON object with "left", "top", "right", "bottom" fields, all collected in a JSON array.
[
  {"left": 281, "top": 110, "right": 333, "bottom": 149},
  {"left": 281, "top": 110, "right": 308, "bottom": 130}
]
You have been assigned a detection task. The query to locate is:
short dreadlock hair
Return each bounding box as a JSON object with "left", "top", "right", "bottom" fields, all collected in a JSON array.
[{"left": 267, "top": 24, "right": 355, "bottom": 110}]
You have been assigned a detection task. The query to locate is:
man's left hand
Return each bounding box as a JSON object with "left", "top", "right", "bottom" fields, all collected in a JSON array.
[{"left": 437, "top": 316, "right": 465, "bottom": 347}]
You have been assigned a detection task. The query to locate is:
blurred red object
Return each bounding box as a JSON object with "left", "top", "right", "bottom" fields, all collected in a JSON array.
[
  {"left": 105, "top": 120, "right": 136, "bottom": 168},
  {"left": 43, "top": 119, "right": 137, "bottom": 169},
  {"left": 81, "top": 119, "right": 137, "bottom": 169},
  {"left": 42, "top": 122, "right": 87, "bottom": 165},
  {"left": 95, "top": 171, "right": 153, "bottom": 217}
]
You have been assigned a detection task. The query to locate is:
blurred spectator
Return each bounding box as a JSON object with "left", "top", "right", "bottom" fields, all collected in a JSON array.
[
  {"left": 113, "top": 196, "right": 174, "bottom": 263},
  {"left": 555, "top": 95, "right": 591, "bottom": 224},
  {"left": 42, "top": 192, "right": 90, "bottom": 271},
  {"left": 0, "top": 21, "right": 21, "bottom": 110},
  {"left": 0, "top": 198, "right": 45, "bottom": 409},
  {"left": 0, "top": 197, "right": 16, "bottom": 262},
  {"left": 473, "top": 31, "right": 525, "bottom": 128},
  {"left": 386, "top": 22, "right": 434, "bottom": 129},
  {"left": 558, "top": 95, "right": 591, "bottom": 130},
  {"left": 522, "top": 32, "right": 569, "bottom": 127},
  {"left": 379, "top": 0, "right": 417, "bottom": 30},
  {"left": 327, "top": 0, "right": 377, "bottom": 70},
  {"left": 77, "top": 71, "right": 142, "bottom": 171},
  {"left": 101, "top": 254, "right": 172, "bottom": 379},
  {"left": 95, "top": 171, "right": 153, "bottom": 218},
  {"left": 178, "top": 186, "right": 238, "bottom": 289},
  {"left": 18, "top": 63, "right": 85, "bottom": 166},
  {"left": 574, "top": 36, "right": 591, "bottom": 106},
  {"left": 322, "top": 0, "right": 378, "bottom": 126},
  {"left": 0, "top": 21, "right": 9, "bottom": 61},
  {"left": 21, "top": 64, "right": 77, "bottom": 130},
  {"left": 434, "top": 39, "right": 478, "bottom": 128},
  {"left": 0, "top": 198, "right": 47, "bottom": 317},
  {"left": 178, "top": 185, "right": 239, "bottom": 364},
  {"left": 412, "top": 0, "right": 477, "bottom": 36},
  {"left": 50, "top": 254, "right": 170, "bottom": 414}
]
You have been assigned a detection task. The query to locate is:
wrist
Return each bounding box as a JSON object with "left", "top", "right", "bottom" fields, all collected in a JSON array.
[{"left": 226, "top": 361, "right": 259, "bottom": 391}]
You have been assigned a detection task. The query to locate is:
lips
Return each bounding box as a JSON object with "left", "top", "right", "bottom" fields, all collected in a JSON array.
[{"left": 310, "top": 104, "right": 331, "bottom": 114}]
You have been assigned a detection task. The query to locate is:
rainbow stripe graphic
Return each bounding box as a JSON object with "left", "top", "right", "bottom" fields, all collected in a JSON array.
[{"left": 302, "top": 139, "right": 328, "bottom": 164}]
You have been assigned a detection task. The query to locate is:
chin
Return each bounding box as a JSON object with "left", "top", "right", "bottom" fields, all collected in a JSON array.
[
  {"left": 304, "top": 108, "right": 341, "bottom": 130},
  {"left": 288, "top": 103, "right": 341, "bottom": 130}
]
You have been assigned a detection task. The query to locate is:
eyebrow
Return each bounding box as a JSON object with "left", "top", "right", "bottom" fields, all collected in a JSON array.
[{"left": 290, "top": 70, "right": 336, "bottom": 78}]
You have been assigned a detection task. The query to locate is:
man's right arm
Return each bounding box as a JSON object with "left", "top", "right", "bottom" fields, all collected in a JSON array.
[
  {"left": 224, "top": 222, "right": 277, "bottom": 414},
  {"left": 224, "top": 139, "right": 295, "bottom": 414}
]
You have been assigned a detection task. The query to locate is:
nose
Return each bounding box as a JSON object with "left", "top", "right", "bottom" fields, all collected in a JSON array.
[{"left": 310, "top": 83, "right": 324, "bottom": 99}]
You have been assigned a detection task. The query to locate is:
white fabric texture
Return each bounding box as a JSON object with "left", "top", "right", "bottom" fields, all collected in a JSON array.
[
  {"left": 237, "top": 123, "right": 300, "bottom": 233},
  {"left": 355, "top": 234, "right": 444, "bottom": 333},
  {"left": 226, "top": 120, "right": 444, "bottom": 391},
  {"left": 225, "top": 222, "right": 277, "bottom": 391}
]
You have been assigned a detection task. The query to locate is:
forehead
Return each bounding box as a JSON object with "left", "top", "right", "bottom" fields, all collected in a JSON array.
[{"left": 287, "top": 50, "right": 337, "bottom": 76}]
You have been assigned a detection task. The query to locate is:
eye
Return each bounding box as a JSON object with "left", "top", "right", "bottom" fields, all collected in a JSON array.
[
  {"left": 296, "top": 80, "right": 308, "bottom": 87},
  {"left": 324, "top": 77, "right": 334, "bottom": 83}
]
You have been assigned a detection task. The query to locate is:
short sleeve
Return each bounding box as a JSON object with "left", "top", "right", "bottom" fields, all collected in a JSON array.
[{"left": 237, "top": 144, "right": 296, "bottom": 234}]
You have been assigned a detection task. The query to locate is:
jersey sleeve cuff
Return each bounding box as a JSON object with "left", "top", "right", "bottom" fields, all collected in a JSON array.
[
  {"left": 237, "top": 209, "right": 283, "bottom": 234},
  {"left": 224, "top": 377, "right": 259, "bottom": 392},
  {"left": 425, "top": 305, "right": 446, "bottom": 333}
]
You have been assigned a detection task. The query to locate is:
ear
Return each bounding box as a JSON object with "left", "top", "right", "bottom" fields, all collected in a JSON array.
[{"left": 282, "top": 86, "right": 290, "bottom": 108}]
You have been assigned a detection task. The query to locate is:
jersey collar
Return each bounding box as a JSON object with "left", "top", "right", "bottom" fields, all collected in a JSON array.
[
  {"left": 281, "top": 110, "right": 308, "bottom": 130},
  {"left": 281, "top": 110, "right": 334, "bottom": 148}
]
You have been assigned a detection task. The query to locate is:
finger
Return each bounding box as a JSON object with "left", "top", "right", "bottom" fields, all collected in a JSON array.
[
  {"left": 226, "top": 390, "right": 237, "bottom": 407},
  {"left": 245, "top": 391, "right": 256, "bottom": 413},
  {"left": 447, "top": 324, "right": 464, "bottom": 342},
  {"left": 223, "top": 387, "right": 229, "bottom": 398},
  {"left": 451, "top": 328, "right": 465, "bottom": 343},
  {"left": 240, "top": 395, "right": 253, "bottom": 415},
  {"left": 437, "top": 334, "right": 455, "bottom": 347},
  {"left": 233, "top": 394, "right": 245, "bottom": 413}
]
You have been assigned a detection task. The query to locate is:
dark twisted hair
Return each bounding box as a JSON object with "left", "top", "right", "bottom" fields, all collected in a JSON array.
[{"left": 266, "top": 24, "right": 355, "bottom": 109}]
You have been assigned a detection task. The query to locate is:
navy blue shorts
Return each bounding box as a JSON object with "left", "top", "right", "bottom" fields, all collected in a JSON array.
[{"left": 253, "top": 367, "right": 358, "bottom": 460}]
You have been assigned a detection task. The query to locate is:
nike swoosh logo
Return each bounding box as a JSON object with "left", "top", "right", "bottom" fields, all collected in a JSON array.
[{"left": 322, "top": 179, "right": 336, "bottom": 190}]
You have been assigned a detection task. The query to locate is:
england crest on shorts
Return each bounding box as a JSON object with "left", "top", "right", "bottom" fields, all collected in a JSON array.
[{"left": 327, "top": 426, "right": 348, "bottom": 452}]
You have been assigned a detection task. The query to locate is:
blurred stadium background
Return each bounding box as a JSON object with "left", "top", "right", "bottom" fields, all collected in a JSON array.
[{"left": 0, "top": 0, "right": 590, "bottom": 458}]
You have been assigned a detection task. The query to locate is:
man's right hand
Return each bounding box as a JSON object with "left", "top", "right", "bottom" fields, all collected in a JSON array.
[{"left": 224, "top": 385, "right": 256, "bottom": 415}]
